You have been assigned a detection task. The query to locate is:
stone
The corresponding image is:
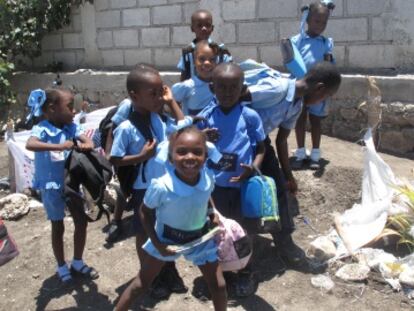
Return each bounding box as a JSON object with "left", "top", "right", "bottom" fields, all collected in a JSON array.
[
  {"left": 0, "top": 193, "right": 30, "bottom": 220},
  {"left": 311, "top": 274, "right": 335, "bottom": 292},
  {"left": 335, "top": 263, "right": 370, "bottom": 282},
  {"left": 381, "top": 130, "right": 412, "bottom": 154},
  {"left": 308, "top": 236, "right": 337, "bottom": 261},
  {"left": 399, "top": 268, "right": 414, "bottom": 288},
  {"left": 28, "top": 200, "right": 43, "bottom": 210}
]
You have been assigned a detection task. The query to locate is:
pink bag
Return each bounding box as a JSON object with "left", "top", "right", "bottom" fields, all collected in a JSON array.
[
  {"left": 215, "top": 212, "right": 252, "bottom": 272},
  {"left": 0, "top": 218, "right": 19, "bottom": 267}
]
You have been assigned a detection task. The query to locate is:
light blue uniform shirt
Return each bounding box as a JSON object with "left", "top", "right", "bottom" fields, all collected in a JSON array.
[
  {"left": 144, "top": 167, "right": 215, "bottom": 235},
  {"left": 111, "top": 98, "right": 132, "bottom": 126},
  {"left": 253, "top": 78, "right": 303, "bottom": 135},
  {"left": 198, "top": 100, "right": 265, "bottom": 188},
  {"left": 177, "top": 39, "right": 232, "bottom": 79},
  {"left": 31, "top": 120, "right": 82, "bottom": 190},
  {"left": 172, "top": 75, "right": 214, "bottom": 115},
  {"left": 111, "top": 112, "right": 167, "bottom": 189}
]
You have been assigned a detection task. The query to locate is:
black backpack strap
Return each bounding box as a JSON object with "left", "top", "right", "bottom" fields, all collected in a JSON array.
[
  {"left": 182, "top": 45, "right": 194, "bottom": 81},
  {"left": 218, "top": 46, "right": 231, "bottom": 63}
]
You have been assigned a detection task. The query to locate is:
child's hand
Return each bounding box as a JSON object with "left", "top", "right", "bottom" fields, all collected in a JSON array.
[
  {"left": 162, "top": 85, "right": 174, "bottom": 105},
  {"left": 140, "top": 139, "right": 157, "bottom": 160},
  {"left": 286, "top": 177, "right": 298, "bottom": 196},
  {"left": 76, "top": 141, "right": 94, "bottom": 152},
  {"left": 229, "top": 163, "right": 254, "bottom": 183},
  {"left": 60, "top": 140, "right": 75, "bottom": 151},
  {"left": 203, "top": 128, "right": 219, "bottom": 142},
  {"left": 209, "top": 213, "right": 220, "bottom": 228},
  {"left": 154, "top": 241, "right": 177, "bottom": 257}
]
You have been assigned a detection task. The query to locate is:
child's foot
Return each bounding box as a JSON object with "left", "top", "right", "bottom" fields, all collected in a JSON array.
[
  {"left": 163, "top": 263, "right": 188, "bottom": 293},
  {"left": 291, "top": 148, "right": 307, "bottom": 170},
  {"left": 70, "top": 259, "right": 99, "bottom": 280},
  {"left": 234, "top": 270, "right": 257, "bottom": 297},
  {"left": 57, "top": 263, "right": 73, "bottom": 284},
  {"left": 309, "top": 149, "right": 321, "bottom": 170},
  {"left": 106, "top": 221, "right": 123, "bottom": 243}
]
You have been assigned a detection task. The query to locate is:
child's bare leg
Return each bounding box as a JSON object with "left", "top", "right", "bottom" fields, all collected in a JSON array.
[
  {"left": 51, "top": 220, "right": 65, "bottom": 266},
  {"left": 70, "top": 205, "right": 88, "bottom": 260},
  {"left": 198, "top": 261, "right": 227, "bottom": 311},
  {"left": 309, "top": 114, "right": 322, "bottom": 149},
  {"left": 136, "top": 232, "right": 148, "bottom": 264},
  {"left": 294, "top": 107, "right": 307, "bottom": 150},
  {"left": 116, "top": 256, "right": 165, "bottom": 311}
]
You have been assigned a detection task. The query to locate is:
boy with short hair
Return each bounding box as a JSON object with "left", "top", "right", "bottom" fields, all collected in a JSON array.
[
  {"left": 177, "top": 9, "right": 232, "bottom": 81},
  {"left": 198, "top": 63, "right": 266, "bottom": 297}
]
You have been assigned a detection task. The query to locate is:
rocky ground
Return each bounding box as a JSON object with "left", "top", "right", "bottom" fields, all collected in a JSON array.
[{"left": 0, "top": 133, "right": 413, "bottom": 311}]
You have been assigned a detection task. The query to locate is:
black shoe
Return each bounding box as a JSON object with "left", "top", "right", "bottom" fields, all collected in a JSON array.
[
  {"left": 234, "top": 270, "right": 257, "bottom": 298},
  {"left": 105, "top": 222, "right": 123, "bottom": 243},
  {"left": 309, "top": 159, "right": 320, "bottom": 170},
  {"left": 291, "top": 157, "right": 305, "bottom": 170},
  {"left": 163, "top": 263, "right": 188, "bottom": 294},
  {"left": 149, "top": 274, "right": 170, "bottom": 300},
  {"left": 275, "top": 235, "right": 306, "bottom": 267}
]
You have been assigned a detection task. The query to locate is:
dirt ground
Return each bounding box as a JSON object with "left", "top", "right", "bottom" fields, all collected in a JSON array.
[{"left": 1, "top": 133, "right": 414, "bottom": 311}]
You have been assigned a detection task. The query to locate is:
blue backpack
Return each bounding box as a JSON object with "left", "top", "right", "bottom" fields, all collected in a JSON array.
[{"left": 241, "top": 166, "right": 281, "bottom": 233}]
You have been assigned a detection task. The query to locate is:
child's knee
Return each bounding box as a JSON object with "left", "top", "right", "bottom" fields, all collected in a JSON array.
[
  {"left": 130, "top": 275, "right": 149, "bottom": 296},
  {"left": 51, "top": 220, "right": 64, "bottom": 235}
]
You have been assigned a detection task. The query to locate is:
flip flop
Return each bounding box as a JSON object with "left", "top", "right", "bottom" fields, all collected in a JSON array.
[{"left": 70, "top": 264, "right": 99, "bottom": 280}]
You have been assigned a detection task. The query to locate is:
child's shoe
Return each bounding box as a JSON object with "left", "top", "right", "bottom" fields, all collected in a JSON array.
[
  {"left": 70, "top": 259, "right": 99, "bottom": 280},
  {"left": 274, "top": 234, "right": 306, "bottom": 267},
  {"left": 57, "top": 263, "right": 73, "bottom": 284},
  {"left": 309, "top": 148, "right": 321, "bottom": 170},
  {"left": 105, "top": 220, "right": 123, "bottom": 243},
  {"left": 291, "top": 148, "right": 307, "bottom": 170},
  {"left": 150, "top": 274, "right": 170, "bottom": 300},
  {"left": 234, "top": 269, "right": 257, "bottom": 297}
]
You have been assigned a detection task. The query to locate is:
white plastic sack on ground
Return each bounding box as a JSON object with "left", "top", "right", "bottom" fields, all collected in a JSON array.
[{"left": 334, "top": 128, "right": 396, "bottom": 254}]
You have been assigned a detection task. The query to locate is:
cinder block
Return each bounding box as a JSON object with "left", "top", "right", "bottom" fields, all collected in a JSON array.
[
  {"left": 102, "top": 50, "right": 124, "bottom": 66},
  {"left": 63, "top": 33, "right": 83, "bottom": 49},
  {"left": 372, "top": 16, "right": 393, "bottom": 41},
  {"left": 154, "top": 48, "right": 182, "bottom": 68},
  {"left": 97, "top": 31, "right": 113, "bottom": 48},
  {"left": 54, "top": 51, "right": 77, "bottom": 68},
  {"left": 238, "top": 22, "right": 276, "bottom": 43},
  {"left": 123, "top": 8, "right": 150, "bottom": 26},
  {"left": 325, "top": 18, "right": 368, "bottom": 41},
  {"left": 111, "top": 0, "right": 136, "bottom": 9},
  {"left": 183, "top": 2, "right": 199, "bottom": 23},
  {"left": 172, "top": 26, "right": 193, "bottom": 46},
  {"left": 348, "top": 45, "right": 395, "bottom": 68},
  {"left": 71, "top": 14, "right": 82, "bottom": 32},
  {"left": 153, "top": 5, "right": 182, "bottom": 24},
  {"left": 215, "top": 23, "right": 236, "bottom": 44},
  {"left": 333, "top": 45, "right": 346, "bottom": 67},
  {"left": 95, "top": 0, "right": 110, "bottom": 11},
  {"left": 76, "top": 50, "right": 85, "bottom": 66},
  {"left": 96, "top": 11, "right": 121, "bottom": 28},
  {"left": 124, "top": 49, "right": 152, "bottom": 66},
  {"left": 347, "top": 0, "right": 390, "bottom": 16},
  {"left": 113, "top": 29, "right": 139, "bottom": 47},
  {"left": 223, "top": 0, "right": 256, "bottom": 21},
  {"left": 138, "top": 0, "right": 167, "bottom": 6},
  {"left": 227, "top": 46, "right": 258, "bottom": 63},
  {"left": 169, "top": 0, "right": 197, "bottom": 3},
  {"left": 279, "top": 21, "right": 299, "bottom": 40},
  {"left": 330, "top": 0, "right": 344, "bottom": 17},
  {"left": 259, "top": 45, "right": 283, "bottom": 68},
  {"left": 33, "top": 52, "right": 54, "bottom": 68},
  {"left": 42, "top": 34, "right": 62, "bottom": 50},
  {"left": 142, "top": 28, "right": 170, "bottom": 47},
  {"left": 258, "top": 0, "right": 298, "bottom": 18}
]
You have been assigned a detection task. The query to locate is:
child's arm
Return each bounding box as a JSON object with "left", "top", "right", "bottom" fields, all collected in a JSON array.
[
  {"left": 275, "top": 127, "right": 297, "bottom": 195},
  {"left": 76, "top": 134, "right": 94, "bottom": 152},
  {"left": 139, "top": 203, "right": 176, "bottom": 256},
  {"left": 110, "top": 139, "right": 157, "bottom": 167},
  {"left": 26, "top": 136, "right": 74, "bottom": 152},
  {"left": 229, "top": 140, "right": 265, "bottom": 183},
  {"left": 163, "top": 85, "right": 184, "bottom": 121}
]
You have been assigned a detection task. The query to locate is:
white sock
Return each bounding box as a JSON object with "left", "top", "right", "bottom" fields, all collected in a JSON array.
[
  {"left": 71, "top": 258, "right": 85, "bottom": 271},
  {"left": 295, "top": 147, "right": 306, "bottom": 160}
]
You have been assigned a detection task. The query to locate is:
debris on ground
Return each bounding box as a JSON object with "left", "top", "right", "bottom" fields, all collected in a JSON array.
[{"left": 0, "top": 193, "right": 30, "bottom": 220}]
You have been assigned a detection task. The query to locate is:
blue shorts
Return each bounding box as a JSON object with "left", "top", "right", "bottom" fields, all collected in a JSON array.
[
  {"left": 143, "top": 237, "right": 218, "bottom": 266},
  {"left": 307, "top": 101, "right": 327, "bottom": 117},
  {"left": 129, "top": 189, "right": 146, "bottom": 234},
  {"left": 41, "top": 189, "right": 65, "bottom": 221}
]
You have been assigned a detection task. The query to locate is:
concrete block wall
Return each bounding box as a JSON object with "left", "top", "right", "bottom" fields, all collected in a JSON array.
[{"left": 18, "top": 0, "right": 414, "bottom": 72}]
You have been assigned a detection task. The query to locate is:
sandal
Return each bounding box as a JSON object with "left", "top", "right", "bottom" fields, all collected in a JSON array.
[
  {"left": 57, "top": 266, "right": 73, "bottom": 284},
  {"left": 70, "top": 264, "right": 99, "bottom": 280}
]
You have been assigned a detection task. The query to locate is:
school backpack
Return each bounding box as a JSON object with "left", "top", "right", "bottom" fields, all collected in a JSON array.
[
  {"left": 241, "top": 166, "right": 281, "bottom": 233},
  {"left": 280, "top": 38, "right": 307, "bottom": 79},
  {"left": 181, "top": 42, "right": 231, "bottom": 81},
  {"left": 215, "top": 211, "right": 252, "bottom": 272},
  {"left": 239, "top": 59, "right": 290, "bottom": 110},
  {"left": 98, "top": 106, "right": 118, "bottom": 150},
  {"left": 64, "top": 146, "right": 113, "bottom": 223},
  {"left": 0, "top": 218, "right": 19, "bottom": 267}
]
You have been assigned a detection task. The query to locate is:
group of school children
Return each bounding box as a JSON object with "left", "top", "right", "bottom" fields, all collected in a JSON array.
[{"left": 25, "top": 2, "right": 341, "bottom": 310}]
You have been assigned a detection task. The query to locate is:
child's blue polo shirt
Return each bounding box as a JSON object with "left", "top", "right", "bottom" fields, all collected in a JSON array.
[
  {"left": 177, "top": 39, "right": 232, "bottom": 79},
  {"left": 111, "top": 112, "right": 167, "bottom": 190},
  {"left": 142, "top": 167, "right": 217, "bottom": 265},
  {"left": 31, "top": 120, "right": 82, "bottom": 190},
  {"left": 111, "top": 98, "right": 132, "bottom": 126},
  {"left": 253, "top": 78, "right": 303, "bottom": 135},
  {"left": 172, "top": 75, "right": 214, "bottom": 115},
  {"left": 198, "top": 100, "right": 265, "bottom": 188}
]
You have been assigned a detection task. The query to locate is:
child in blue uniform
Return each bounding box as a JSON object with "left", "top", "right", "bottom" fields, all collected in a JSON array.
[
  {"left": 198, "top": 63, "right": 266, "bottom": 297},
  {"left": 25, "top": 88, "right": 96, "bottom": 284},
  {"left": 116, "top": 126, "right": 227, "bottom": 311},
  {"left": 177, "top": 9, "right": 232, "bottom": 81},
  {"left": 172, "top": 40, "right": 218, "bottom": 115},
  {"left": 291, "top": 1, "right": 335, "bottom": 169}
]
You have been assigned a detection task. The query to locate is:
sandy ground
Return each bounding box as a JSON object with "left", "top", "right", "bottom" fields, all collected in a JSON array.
[{"left": 1, "top": 132, "right": 414, "bottom": 311}]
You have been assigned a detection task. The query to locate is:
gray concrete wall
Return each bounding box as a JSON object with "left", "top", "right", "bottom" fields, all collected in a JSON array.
[
  {"left": 9, "top": 71, "right": 414, "bottom": 158},
  {"left": 17, "top": 0, "right": 414, "bottom": 72}
]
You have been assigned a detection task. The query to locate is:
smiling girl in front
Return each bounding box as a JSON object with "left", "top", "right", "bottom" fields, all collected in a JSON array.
[{"left": 116, "top": 126, "right": 227, "bottom": 311}]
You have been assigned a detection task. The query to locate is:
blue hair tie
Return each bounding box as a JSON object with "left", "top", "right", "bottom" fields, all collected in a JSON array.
[{"left": 26, "top": 89, "right": 46, "bottom": 122}]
